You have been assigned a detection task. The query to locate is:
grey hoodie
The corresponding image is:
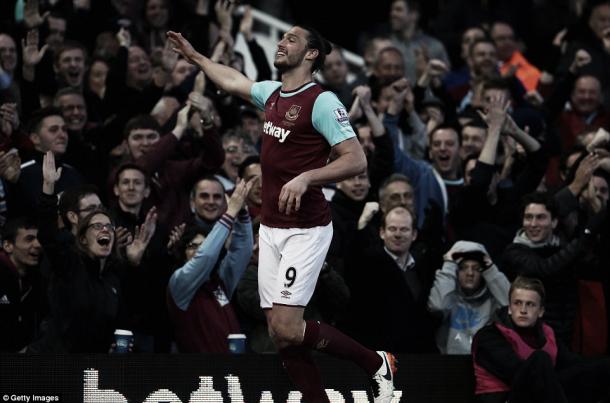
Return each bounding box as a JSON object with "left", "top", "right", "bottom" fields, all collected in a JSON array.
[{"left": 428, "top": 241, "right": 510, "bottom": 354}]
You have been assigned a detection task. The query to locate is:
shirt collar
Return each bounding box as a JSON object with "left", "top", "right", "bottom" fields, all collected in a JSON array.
[{"left": 384, "top": 247, "right": 416, "bottom": 272}]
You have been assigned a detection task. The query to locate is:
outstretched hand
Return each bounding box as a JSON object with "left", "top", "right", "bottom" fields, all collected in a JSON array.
[
  {"left": 239, "top": 5, "right": 254, "bottom": 40},
  {"left": 21, "top": 29, "right": 48, "bottom": 67},
  {"left": 42, "top": 151, "right": 62, "bottom": 194},
  {"left": 166, "top": 31, "right": 201, "bottom": 65},
  {"left": 215, "top": 0, "right": 235, "bottom": 32},
  {"left": 478, "top": 93, "right": 510, "bottom": 130},
  {"left": 24, "top": 0, "right": 50, "bottom": 29}
]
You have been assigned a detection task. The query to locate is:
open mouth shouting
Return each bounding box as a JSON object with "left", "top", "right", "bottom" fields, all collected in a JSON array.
[{"left": 97, "top": 233, "right": 112, "bottom": 247}]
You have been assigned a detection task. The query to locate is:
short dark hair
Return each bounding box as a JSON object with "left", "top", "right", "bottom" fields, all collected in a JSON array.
[
  {"left": 521, "top": 192, "right": 557, "bottom": 219},
  {"left": 2, "top": 217, "right": 37, "bottom": 244},
  {"left": 238, "top": 155, "right": 261, "bottom": 179},
  {"left": 190, "top": 175, "right": 225, "bottom": 199},
  {"left": 509, "top": 276, "right": 546, "bottom": 307},
  {"left": 296, "top": 25, "right": 331, "bottom": 73},
  {"left": 175, "top": 224, "right": 211, "bottom": 263},
  {"left": 27, "top": 107, "right": 63, "bottom": 135},
  {"left": 54, "top": 40, "right": 88, "bottom": 66},
  {"left": 58, "top": 185, "right": 101, "bottom": 229},
  {"left": 429, "top": 124, "right": 461, "bottom": 145},
  {"left": 461, "top": 114, "right": 487, "bottom": 131},
  {"left": 114, "top": 163, "right": 150, "bottom": 187},
  {"left": 469, "top": 37, "right": 496, "bottom": 58},
  {"left": 123, "top": 114, "right": 161, "bottom": 139}
]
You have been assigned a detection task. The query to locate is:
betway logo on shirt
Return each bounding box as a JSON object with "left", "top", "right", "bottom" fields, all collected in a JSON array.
[{"left": 263, "top": 121, "right": 291, "bottom": 143}]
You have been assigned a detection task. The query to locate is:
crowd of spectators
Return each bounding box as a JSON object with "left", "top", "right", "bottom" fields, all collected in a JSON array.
[{"left": 0, "top": 0, "right": 609, "bottom": 364}]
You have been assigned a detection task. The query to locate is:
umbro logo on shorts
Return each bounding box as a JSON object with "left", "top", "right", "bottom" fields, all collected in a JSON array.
[{"left": 281, "top": 290, "right": 292, "bottom": 298}]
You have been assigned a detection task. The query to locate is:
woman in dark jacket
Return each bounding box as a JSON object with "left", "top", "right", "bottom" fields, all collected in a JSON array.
[{"left": 30, "top": 152, "right": 156, "bottom": 353}]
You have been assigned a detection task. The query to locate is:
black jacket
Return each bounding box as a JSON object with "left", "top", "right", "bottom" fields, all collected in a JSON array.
[
  {"left": 451, "top": 147, "right": 548, "bottom": 261},
  {"left": 473, "top": 307, "right": 582, "bottom": 389},
  {"left": 8, "top": 153, "right": 84, "bottom": 219},
  {"left": 341, "top": 232, "right": 439, "bottom": 353},
  {"left": 30, "top": 193, "right": 128, "bottom": 353},
  {"left": 502, "top": 232, "right": 588, "bottom": 344},
  {"left": 0, "top": 251, "right": 47, "bottom": 352}
]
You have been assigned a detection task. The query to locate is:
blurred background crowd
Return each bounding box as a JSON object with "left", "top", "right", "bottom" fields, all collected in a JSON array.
[{"left": 0, "top": 0, "right": 609, "bottom": 359}]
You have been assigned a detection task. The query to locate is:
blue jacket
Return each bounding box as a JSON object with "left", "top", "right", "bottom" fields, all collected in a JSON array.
[{"left": 383, "top": 113, "right": 445, "bottom": 228}]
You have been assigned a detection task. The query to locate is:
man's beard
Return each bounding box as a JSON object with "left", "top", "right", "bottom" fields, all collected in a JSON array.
[
  {"left": 274, "top": 60, "right": 290, "bottom": 75},
  {"left": 273, "top": 50, "right": 307, "bottom": 75}
]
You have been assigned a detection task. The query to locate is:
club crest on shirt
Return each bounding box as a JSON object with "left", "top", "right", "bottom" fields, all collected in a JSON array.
[{"left": 285, "top": 105, "right": 302, "bottom": 121}]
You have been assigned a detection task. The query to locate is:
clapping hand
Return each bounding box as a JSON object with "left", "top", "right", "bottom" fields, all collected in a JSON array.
[
  {"left": 167, "top": 223, "right": 186, "bottom": 251},
  {"left": 357, "top": 201, "right": 379, "bottom": 230},
  {"left": 227, "top": 178, "right": 254, "bottom": 217},
  {"left": 0, "top": 149, "right": 21, "bottom": 183},
  {"left": 126, "top": 207, "right": 158, "bottom": 265}
]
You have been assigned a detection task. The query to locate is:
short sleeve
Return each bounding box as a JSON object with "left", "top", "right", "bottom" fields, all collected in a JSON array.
[
  {"left": 312, "top": 91, "right": 356, "bottom": 146},
  {"left": 250, "top": 81, "right": 282, "bottom": 111}
]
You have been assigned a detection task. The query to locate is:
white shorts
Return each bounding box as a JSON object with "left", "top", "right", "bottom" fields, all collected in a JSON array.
[{"left": 258, "top": 223, "right": 333, "bottom": 308}]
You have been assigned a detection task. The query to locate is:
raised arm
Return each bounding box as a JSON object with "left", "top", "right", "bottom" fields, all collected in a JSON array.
[
  {"left": 166, "top": 31, "right": 254, "bottom": 102},
  {"left": 502, "top": 114, "right": 541, "bottom": 154},
  {"left": 168, "top": 179, "right": 254, "bottom": 310},
  {"left": 477, "top": 93, "right": 508, "bottom": 165},
  {"left": 217, "top": 179, "right": 254, "bottom": 297}
]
